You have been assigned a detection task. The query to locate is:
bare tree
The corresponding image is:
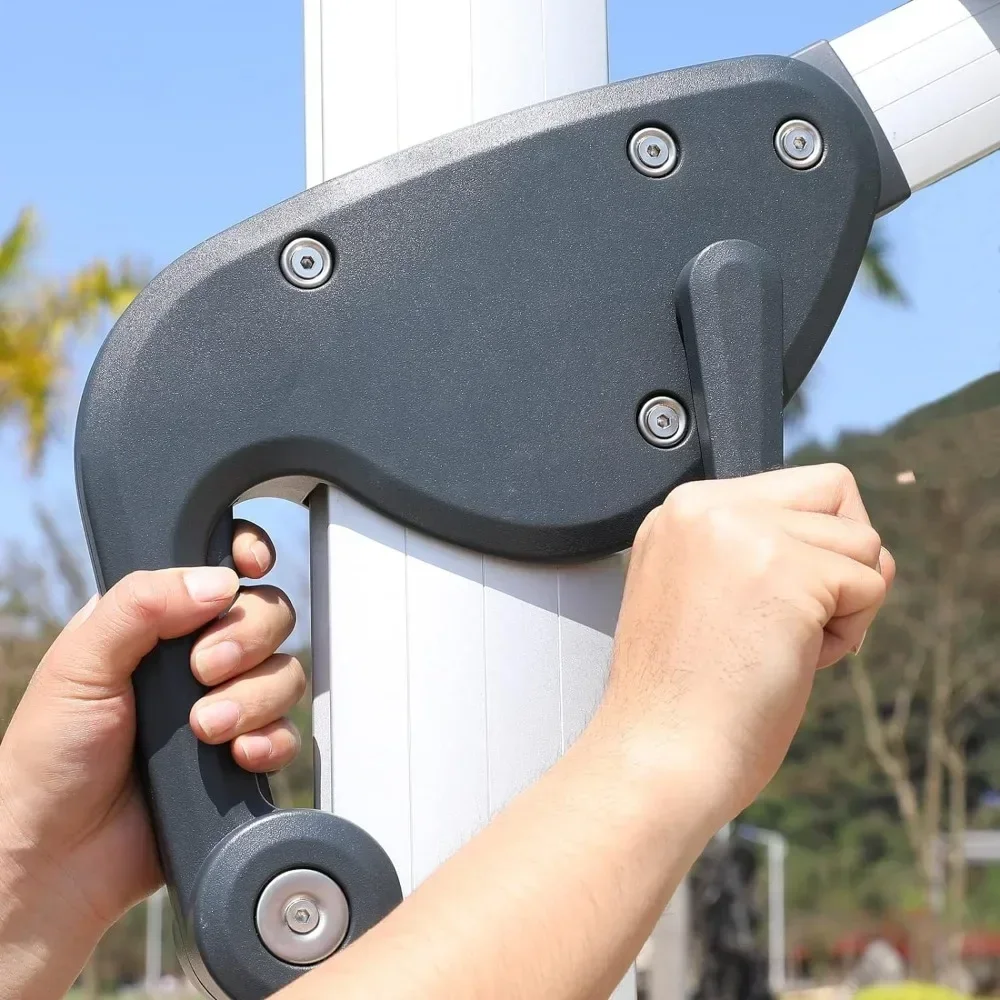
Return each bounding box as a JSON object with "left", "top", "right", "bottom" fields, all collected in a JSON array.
[{"left": 848, "top": 405, "right": 1000, "bottom": 979}]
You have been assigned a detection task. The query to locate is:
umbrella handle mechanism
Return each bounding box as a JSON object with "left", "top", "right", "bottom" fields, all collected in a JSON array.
[{"left": 74, "top": 33, "right": 932, "bottom": 999}]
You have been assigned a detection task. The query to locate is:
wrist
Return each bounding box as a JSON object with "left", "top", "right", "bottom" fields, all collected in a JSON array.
[
  {"left": 0, "top": 819, "right": 106, "bottom": 999},
  {"left": 582, "top": 703, "right": 733, "bottom": 848}
]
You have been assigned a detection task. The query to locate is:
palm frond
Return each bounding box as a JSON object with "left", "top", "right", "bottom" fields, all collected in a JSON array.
[
  {"left": 859, "top": 228, "right": 908, "bottom": 305},
  {"left": 0, "top": 209, "right": 147, "bottom": 470},
  {"left": 0, "top": 209, "right": 37, "bottom": 292},
  {"left": 32, "top": 257, "right": 145, "bottom": 343},
  {"left": 790, "top": 226, "right": 907, "bottom": 424}
]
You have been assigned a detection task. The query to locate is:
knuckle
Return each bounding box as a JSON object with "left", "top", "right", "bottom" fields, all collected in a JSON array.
[
  {"left": 662, "top": 487, "right": 772, "bottom": 558},
  {"left": 633, "top": 506, "right": 661, "bottom": 550},
  {"left": 729, "top": 525, "right": 785, "bottom": 581},
  {"left": 116, "top": 571, "right": 169, "bottom": 624},
  {"left": 661, "top": 481, "right": 710, "bottom": 527},
  {"left": 822, "top": 462, "right": 859, "bottom": 498},
  {"left": 746, "top": 530, "right": 785, "bottom": 577},
  {"left": 700, "top": 505, "right": 785, "bottom": 577},
  {"left": 701, "top": 504, "right": 747, "bottom": 545},
  {"left": 859, "top": 525, "right": 883, "bottom": 563}
]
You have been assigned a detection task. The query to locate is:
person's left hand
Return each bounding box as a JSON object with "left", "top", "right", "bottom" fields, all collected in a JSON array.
[{"left": 0, "top": 520, "right": 303, "bottom": 958}]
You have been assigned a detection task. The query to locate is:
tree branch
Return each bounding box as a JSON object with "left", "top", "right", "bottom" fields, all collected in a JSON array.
[{"left": 849, "top": 655, "right": 924, "bottom": 860}]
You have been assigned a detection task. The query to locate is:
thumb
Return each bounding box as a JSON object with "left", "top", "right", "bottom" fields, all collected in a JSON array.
[{"left": 39, "top": 567, "right": 239, "bottom": 697}]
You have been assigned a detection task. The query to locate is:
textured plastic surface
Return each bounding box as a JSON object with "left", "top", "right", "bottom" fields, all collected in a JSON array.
[
  {"left": 75, "top": 52, "right": 882, "bottom": 1000},
  {"left": 78, "top": 54, "right": 880, "bottom": 567}
]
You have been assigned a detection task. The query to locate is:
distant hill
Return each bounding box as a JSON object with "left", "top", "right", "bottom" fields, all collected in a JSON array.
[
  {"left": 890, "top": 371, "right": 1000, "bottom": 438},
  {"left": 746, "top": 369, "right": 1000, "bottom": 958},
  {"left": 791, "top": 370, "right": 1000, "bottom": 490},
  {"left": 793, "top": 369, "right": 998, "bottom": 453}
]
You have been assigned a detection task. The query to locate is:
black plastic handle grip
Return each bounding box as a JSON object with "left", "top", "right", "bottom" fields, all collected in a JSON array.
[
  {"left": 677, "top": 240, "right": 786, "bottom": 480},
  {"left": 89, "top": 495, "right": 402, "bottom": 1000}
]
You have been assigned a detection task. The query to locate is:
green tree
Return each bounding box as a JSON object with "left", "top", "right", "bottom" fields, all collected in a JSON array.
[
  {"left": 749, "top": 373, "right": 1000, "bottom": 981},
  {"left": 0, "top": 208, "right": 144, "bottom": 469}
]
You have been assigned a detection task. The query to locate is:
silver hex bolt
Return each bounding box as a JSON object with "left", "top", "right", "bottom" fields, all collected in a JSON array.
[
  {"left": 280, "top": 236, "right": 334, "bottom": 289},
  {"left": 628, "top": 127, "right": 679, "bottom": 178},
  {"left": 256, "top": 868, "right": 350, "bottom": 965},
  {"left": 284, "top": 895, "right": 321, "bottom": 935},
  {"left": 775, "top": 119, "right": 824, "bottom": 170},
  {"left": 638, "top": 396, "right": 688, "bottom": 448}
]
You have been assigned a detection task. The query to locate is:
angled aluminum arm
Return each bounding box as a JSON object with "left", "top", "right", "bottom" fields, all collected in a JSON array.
[{"left": 833, "top": 0, "right": 1000, "bottom": 192}]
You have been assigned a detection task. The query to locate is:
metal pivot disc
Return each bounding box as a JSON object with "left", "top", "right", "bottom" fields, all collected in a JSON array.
[{"left": 256, "top": 869, "right": 350, "bottom": 965}]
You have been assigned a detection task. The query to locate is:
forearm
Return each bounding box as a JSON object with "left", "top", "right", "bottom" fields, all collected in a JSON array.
[{"left": 277, "top": 711, "right": 722, "bottom": 1000}]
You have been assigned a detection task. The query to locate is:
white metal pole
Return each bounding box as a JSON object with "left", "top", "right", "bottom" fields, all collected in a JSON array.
[
  {"left": 303, "top": 3, "right": 639, "bottom": 998},
  {"left": 768, "top": 836, "right": 787, "bottom": 995},
  {"left": 144, "top": 887, "right": 164, "bottom": 994},
  {"left": 736, "top": 826, "right": 787, "bottom": 996}
]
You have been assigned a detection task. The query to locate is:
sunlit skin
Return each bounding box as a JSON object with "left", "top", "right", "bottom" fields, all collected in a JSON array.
[
  {"left": 0, "top": 466, "right": 893, "bottom": 1000},
  {"left": 0, "top": 521, "right": 303, "bottom": 1000}
]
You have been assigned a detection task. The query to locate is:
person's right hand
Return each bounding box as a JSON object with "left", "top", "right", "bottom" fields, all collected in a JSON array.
[
  {"left": 602, "top": 463, "right": 895, "bottom": 830},
  {"left": 273, "top": 464, "right": 895, "bottom": 1000}
]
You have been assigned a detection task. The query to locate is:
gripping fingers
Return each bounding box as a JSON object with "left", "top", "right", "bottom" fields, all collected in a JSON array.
[
  {"left": 672, "top": 464, "right": 873, "bottom": 524},
  {"left": 190, "top": 585, "right": 297, "bottom": 686},
  {"left": 232, "top": 719, "right": 302, "bottom": 773},
  {"left": 190, "top": 653, "right": 306, "bottom": 745},
  {"left": 810, "top": 548, "right": 891, "bottom": 668},
  {"left": 777, "top": 509, "right": 885, "bottom": 570},
  {"left": 232, "top": 519, "right": 277, "bottom": 579}
]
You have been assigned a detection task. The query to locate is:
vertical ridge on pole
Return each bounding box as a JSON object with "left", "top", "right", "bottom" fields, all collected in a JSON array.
[
  {"left": 303, "top": 0, "right": 324, "bottom": 188},
  {"left": 310, "top": 489, "right": 414, "bottom": 894},
  {"left": 404, "top": 533, "right": 488, "bottom": 888},
  {"left": 307, "top": 3, "right": 636, "bottom": 995}
]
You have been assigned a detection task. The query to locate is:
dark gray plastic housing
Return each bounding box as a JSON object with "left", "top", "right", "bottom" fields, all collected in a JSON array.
[{"left": 75, "top": 52, "right": 882, "bottom": 999}]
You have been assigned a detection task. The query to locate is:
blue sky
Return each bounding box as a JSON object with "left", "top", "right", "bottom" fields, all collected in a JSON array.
[{"left": 1, "top": 0, "right": 998, "bottom": 615}]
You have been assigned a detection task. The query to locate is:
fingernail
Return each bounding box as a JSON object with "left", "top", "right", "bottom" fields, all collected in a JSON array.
[
  {"left": 240, "top": 734, "right": 273, "bottom": 764},
  {"left": 853, "top": 630, "right": 869, "bottom": 656},
  {"left": 195, "top": 700, "right": 240, "bottom": 739},
  {"left": 251, "top": 540, "right": 271, "bottom": 574},
  {"left": 184, "top": 567, "right": 237, "bottom": 603},
  {"left": 193, "top": 640, "right": 242, "bottom": 683}
]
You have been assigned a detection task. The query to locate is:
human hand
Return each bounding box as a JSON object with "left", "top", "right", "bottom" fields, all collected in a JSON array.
[
  {"left": 273, "top": 466, "right": 895, "bottom": 1000},
  {"left": 0, "top": 521, "right": 303, "bottom": 997},
  {"left": 601, "top": 464, "right": 895, "bottom": 828}
]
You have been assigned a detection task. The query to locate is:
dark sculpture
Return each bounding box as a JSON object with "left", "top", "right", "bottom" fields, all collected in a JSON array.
[{"left": 689, "top": 837, "right": 774, "bottom": 1000}]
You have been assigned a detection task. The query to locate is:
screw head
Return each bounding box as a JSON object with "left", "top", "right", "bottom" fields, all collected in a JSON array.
[
  {"left": 638, "top": 396, "right": 688, "bottom": 448},
  {"left": 628, "top": 127, "right": 679, "bottom": 178},
  {"left": 281, "top": 236, "right": 334, "bottom": 288},
  {"left": 284, "top": 895, "right": 321, "bottom": 935},
  {"left": 775, "top": 120, "right": 823, "bottom": 170}
]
